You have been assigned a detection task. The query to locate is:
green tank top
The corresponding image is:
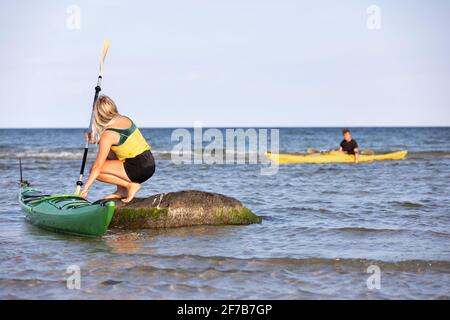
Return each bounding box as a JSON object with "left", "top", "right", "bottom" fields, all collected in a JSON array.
[
  {"left": 106, "top": 123, "right": 137, "bottom": 146},
  {"left": 105, "top": 122, "right": 151, "bottom": 161}
]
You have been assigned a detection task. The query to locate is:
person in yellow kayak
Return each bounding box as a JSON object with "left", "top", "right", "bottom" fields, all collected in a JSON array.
[
  {"left": 80, "top": 95, "right": 155, "bottom": 202},
  {"left": 338, "top": 128, "right": 359, "bottom": 163}
]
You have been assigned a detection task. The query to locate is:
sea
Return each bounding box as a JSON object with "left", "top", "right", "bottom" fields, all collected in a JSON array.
[{"left": 0, "top": 127, "right": 449, "bottom": 299}]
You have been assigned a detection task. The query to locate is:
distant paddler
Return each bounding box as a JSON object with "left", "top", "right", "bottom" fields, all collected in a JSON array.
[{"left": 338, "top": 128, "right": 359, "bottom": 163}]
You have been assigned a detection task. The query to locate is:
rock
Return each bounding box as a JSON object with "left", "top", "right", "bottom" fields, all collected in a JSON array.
[{"left": 109, "top": 190, "right": 262, "bottom": 229}]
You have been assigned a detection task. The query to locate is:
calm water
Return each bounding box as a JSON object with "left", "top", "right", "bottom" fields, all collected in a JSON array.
[{"left": 1, "top": 127, "right": 450, "bottom": 299}]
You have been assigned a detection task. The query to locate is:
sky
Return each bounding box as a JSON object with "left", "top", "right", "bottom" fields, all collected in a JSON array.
[{"left": 0, "top": 0, "right": 449, "bottom": 128}]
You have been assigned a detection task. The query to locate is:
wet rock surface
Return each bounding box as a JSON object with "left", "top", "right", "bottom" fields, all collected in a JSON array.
[{"left": 110, "top": 190, "right": 262, "bottom": 229}]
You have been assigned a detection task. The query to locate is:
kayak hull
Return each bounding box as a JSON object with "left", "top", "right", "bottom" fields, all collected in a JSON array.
[
  {"left": 265, "top": 150, "right": 408, "bottom": 164},
  {"left": 20, "top": 186, "right": 115, "bottom": 237}
]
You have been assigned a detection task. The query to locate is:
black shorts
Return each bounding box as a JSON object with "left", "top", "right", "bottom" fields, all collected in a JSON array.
[{"left": 124, "top": 150, "right": 155, "bottom": 183}]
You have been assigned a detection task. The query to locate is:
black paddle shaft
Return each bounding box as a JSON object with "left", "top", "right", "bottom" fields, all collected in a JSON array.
[
  {"left": 19, "top": 158, "right": 23, "bottom": 183},
  {"left": 76, "top": 79, "right": 102, "bottom": 187},
  {"left": 78, "top": 147, "right": 89, "bottom": 180}
]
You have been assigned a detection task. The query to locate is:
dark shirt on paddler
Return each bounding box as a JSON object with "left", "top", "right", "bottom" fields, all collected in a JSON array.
[{"left": 340, "top": 139, "right": 358, "bottom": 154}]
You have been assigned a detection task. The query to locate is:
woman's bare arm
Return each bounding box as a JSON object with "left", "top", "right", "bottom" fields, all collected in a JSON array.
[{"left": 80, "top": 132, "right": 115, "bottom": 196}]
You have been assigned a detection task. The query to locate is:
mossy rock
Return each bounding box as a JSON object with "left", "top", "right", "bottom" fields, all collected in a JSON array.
[{"left": 110, "top": 190, "right": 261, "bottom": 229}]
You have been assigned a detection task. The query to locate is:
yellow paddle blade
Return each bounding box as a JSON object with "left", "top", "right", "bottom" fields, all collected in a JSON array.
[
  {"left": 99, "top": 39, "right": 110, "bottom": 76},
  {"left": 101, "top": 39, "right": 110, "bottom": 62}
]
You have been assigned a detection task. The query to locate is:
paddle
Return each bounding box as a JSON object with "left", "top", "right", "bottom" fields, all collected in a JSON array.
[{"left": 75, "top": 39, "right": 110, "bottom": 195}]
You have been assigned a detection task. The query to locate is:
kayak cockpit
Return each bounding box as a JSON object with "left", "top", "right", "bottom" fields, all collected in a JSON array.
[
  {"left": 21, "top": 190, "right": 51, "bottom": 204},
  {"left": 21, "top": 188, "right": 90, "bottom": 208}
]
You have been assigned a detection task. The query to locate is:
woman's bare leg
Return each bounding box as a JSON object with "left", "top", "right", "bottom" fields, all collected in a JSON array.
[
  {"left": 122, "top": 183, "right": 141, "bottom": 203},
  {"left": 112, "top": 186, "right": 128, "bottom": 199},
  {"left": 97, "top": 173, "right": 129, "bottom": 199},
  {"left": 94, "top": 160, "right": 141, "bottom": 201}
]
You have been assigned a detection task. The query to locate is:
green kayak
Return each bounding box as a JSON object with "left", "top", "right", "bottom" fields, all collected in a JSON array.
[{"left": 19, "top": 183, "right": 115, "bottom": 237}]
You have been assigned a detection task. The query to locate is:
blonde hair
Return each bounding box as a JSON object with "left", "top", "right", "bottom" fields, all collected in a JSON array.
[{"left": 91, "top": 95, "right": 119, "bottom": 143}]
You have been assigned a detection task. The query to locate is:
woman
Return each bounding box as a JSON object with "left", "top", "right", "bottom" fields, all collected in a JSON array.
[{"left": 80, "top": 95, "right": 155, "bottom": 202}]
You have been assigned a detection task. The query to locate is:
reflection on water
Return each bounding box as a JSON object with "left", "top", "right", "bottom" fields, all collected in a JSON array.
[{"left": 104, "top": 232, "right": 149, "bottom": 254}]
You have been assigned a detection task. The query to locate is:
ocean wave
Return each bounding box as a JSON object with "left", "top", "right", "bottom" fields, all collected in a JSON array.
[
  {"left": 131, "top": 254, "right": 450, "bottom": 272},
  {"left": 0, "top": 148, "right": 265, "bottom": 161},
  {"left": 390, "top": 201, "right": 425, "bottom": 209},
  {"left": 128, "top": 265, "right": 261, "bottom": 276},
  {"left": 0, "top": 277, "right": 62, "bottom": 287},
  {"left": 0, "top": 148, "right": 87, "bottom": 160},
  {"left": 332, "top": 227, "right": 405, "bottom": 234},
  {"left": 1, "top": 146, "right": 450, "bottom": 161},
  {"left": 296, "top": 227, "right": 450, "bottom": 242},
  {"left": 406, "top": 151, "right": 450, "bottom": 160}
]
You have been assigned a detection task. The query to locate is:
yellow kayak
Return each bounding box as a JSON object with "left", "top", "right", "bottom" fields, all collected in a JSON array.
[{"left": 265, "top": 150, "right": 408, "bottom": 164}]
